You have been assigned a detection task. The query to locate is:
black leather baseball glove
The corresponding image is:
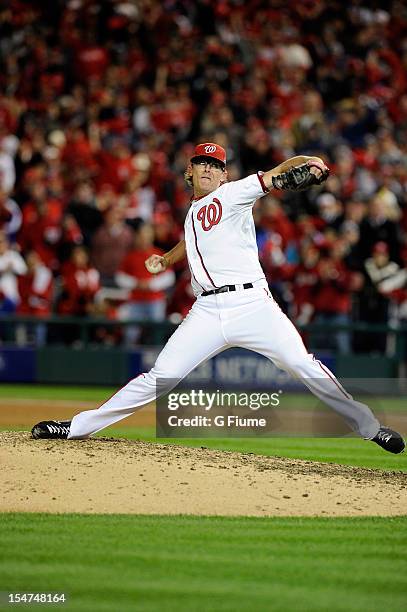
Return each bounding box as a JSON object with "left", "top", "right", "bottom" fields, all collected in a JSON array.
[{"left": 272, "top": 160, "right": 330, "bottom": 191}]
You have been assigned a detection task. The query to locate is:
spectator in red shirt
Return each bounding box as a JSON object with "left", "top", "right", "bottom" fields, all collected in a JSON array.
[
  {"left": 76, "top": 38, "right": 108, "bottom": 81},
  {"left": 58, "top": 245, "right": 100, "bottom": 316},
  {"left": 17, "top": 250, "right": 53, "bottom": 346},
  {"left": 291, "top": 243, "right": 320, "bottom": 326},
  {"left": 312, "top": 241, "right": 362, "bottom": 354},
  {"left": 257, "top": 195, "right": 297, "bottom": 247},
  {"left": 18, "top": 182, "right": 61, "bottom": 258},
  {"left": 117, "top": 221, "right": 175, "bottom": 345},
  {"left": 95, "top": 139, "right": 135, "bottom": 193},
  {"left": 18, "top": 181, "right": 83, "bottom": 270},
  {"left": 62, "top": 127, "right": 94, "bottom": 169}
]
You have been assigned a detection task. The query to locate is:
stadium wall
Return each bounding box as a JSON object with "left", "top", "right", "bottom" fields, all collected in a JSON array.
[{"left": 0, "top": 346, "right": 398, "bottom": 385}]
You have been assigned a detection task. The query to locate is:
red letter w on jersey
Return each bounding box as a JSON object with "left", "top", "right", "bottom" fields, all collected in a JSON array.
[{"left": 197, "top": 198, "right": 223, "bottom": 231}]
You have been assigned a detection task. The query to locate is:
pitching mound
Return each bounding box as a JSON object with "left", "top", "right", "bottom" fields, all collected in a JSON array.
[{"left": 1, "top": 432, "right": 406, "bottom": 516}]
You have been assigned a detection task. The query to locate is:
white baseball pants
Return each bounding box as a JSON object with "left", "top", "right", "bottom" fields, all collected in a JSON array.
[{"left": 68, "top": 282, "right": 380, "bottom": 439}]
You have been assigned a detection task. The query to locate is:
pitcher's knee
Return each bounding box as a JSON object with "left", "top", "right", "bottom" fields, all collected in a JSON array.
[
  {"left": 146, "top": 366, "right": 185, "bottom": 387},
  {"left": 124, "top": 371, "right": 157, "bottom": 391}
]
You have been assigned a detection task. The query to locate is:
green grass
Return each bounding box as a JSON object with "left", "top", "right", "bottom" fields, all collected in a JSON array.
[
  {"left": 100, "top": 427, "right": 407, "bottom": 472},
  {"left": 0, "top": 514, "right": 406, "bottom": 612},
  {"left": 0, "top": 384, "right": 113, "bottom": 402},
  {"left": 0, "top": 384, "right": 405, "bottom": 411}
]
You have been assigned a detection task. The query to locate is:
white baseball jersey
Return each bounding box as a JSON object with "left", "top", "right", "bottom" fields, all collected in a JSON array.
[{"left": 184, "top": 173, "right": 269, "bottom": 295}]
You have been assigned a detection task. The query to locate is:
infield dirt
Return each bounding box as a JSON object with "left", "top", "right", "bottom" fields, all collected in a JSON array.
[{"left": 1, "top": 431, "right": 406, "bottom": 517}]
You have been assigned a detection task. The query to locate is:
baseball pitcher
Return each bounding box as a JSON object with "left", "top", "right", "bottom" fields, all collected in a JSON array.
[{"left": 32, "top": 143, "right": 405, "bottom": 454}]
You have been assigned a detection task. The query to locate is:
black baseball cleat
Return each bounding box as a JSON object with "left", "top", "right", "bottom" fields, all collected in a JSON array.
[
  {"left": 31, "top": 420, "right": 71, "bottom": 440},
  {"left": 372, "top": 427, "right": 405, "bottom": 454}
]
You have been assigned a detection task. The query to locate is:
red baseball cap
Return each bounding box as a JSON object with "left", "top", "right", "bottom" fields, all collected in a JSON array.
[{"left": 190, "top": 142, "right": 226, "bottom": 166}]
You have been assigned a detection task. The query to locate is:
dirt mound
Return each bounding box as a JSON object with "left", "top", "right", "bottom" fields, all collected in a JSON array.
[{"left": 1, "top": 432, "right": 406, "bottom": 516}]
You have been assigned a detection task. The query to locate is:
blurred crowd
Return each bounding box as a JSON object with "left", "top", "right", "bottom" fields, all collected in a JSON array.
[{"left": 0, "top": 0, "right": 406, "bottom": 352}]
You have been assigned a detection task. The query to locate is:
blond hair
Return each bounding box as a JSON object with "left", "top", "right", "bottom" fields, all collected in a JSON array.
[{"left": 184, "top": 170, "right": 193, "bottom": 187}]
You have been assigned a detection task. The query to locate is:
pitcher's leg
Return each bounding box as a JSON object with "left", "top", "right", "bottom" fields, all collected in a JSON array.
[
  {"left": 284, "top": 353, "right": 380, "bottom": 439},
  {"left": 231, "top": 297, "right": 380, "bottom": 439},
  {"left": 69, "top": 302, "right": 227, "bottom": 438}
]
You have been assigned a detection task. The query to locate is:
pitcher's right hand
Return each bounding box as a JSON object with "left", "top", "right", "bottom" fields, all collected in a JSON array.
[{"left": 145, "top": 254, "right": 167, "bottom": 274}]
